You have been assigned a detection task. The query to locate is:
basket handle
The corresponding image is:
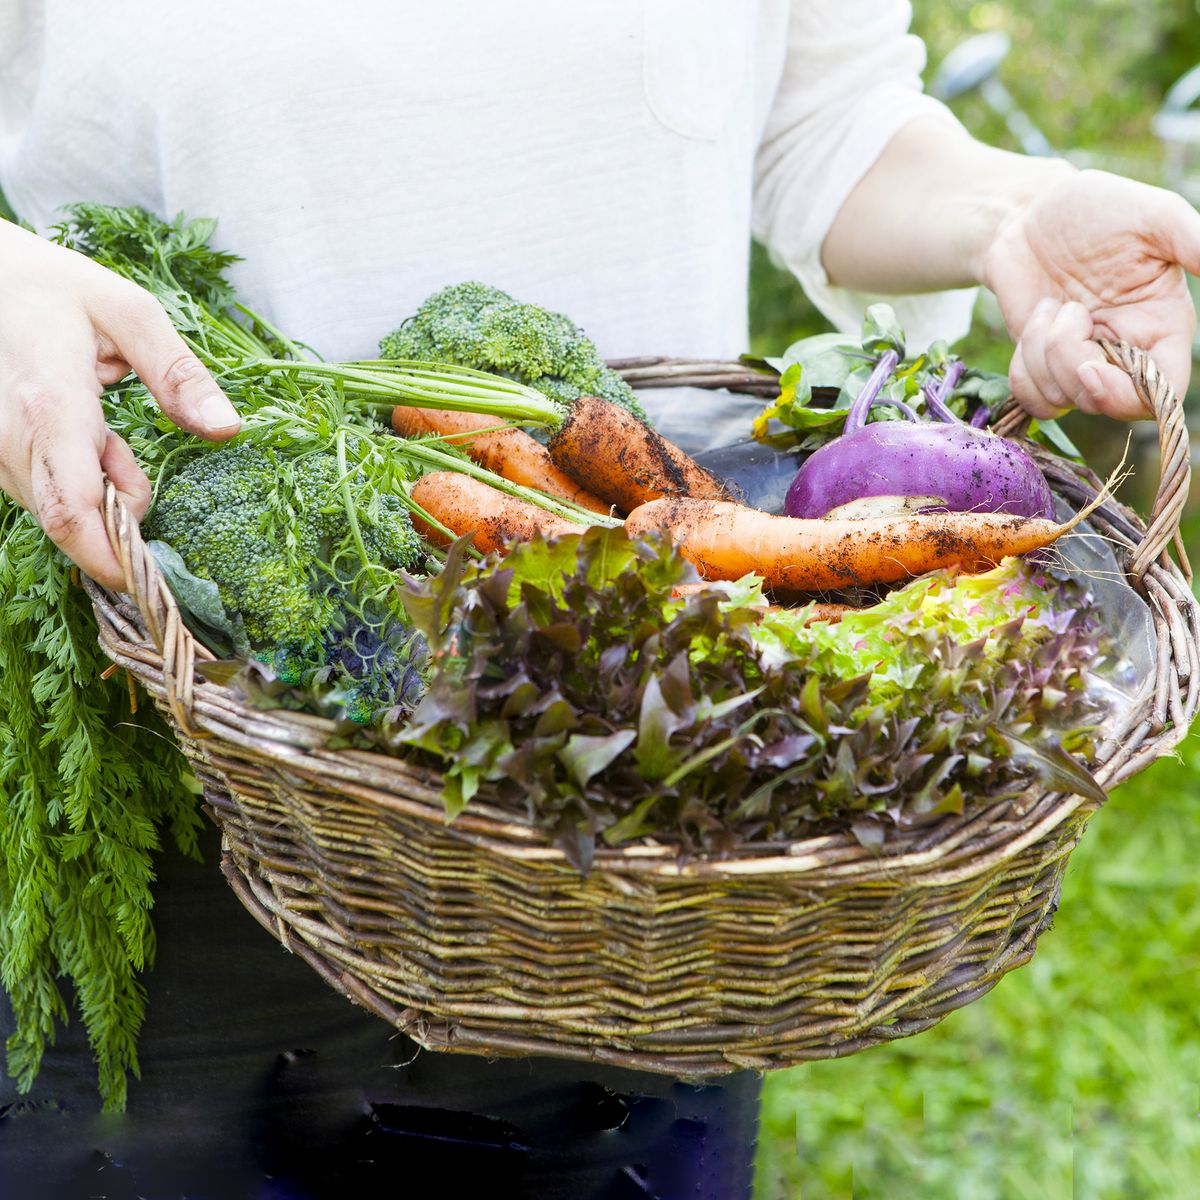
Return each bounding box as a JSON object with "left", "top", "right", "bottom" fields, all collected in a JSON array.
[
  {"left": 97, "top": 482, "right": 207, "bottom": 737},
  {"left": 1099, "top": 340, "right": 1190, "bottom": 583},
  {"left": 1098, "top": 339, "right": 1193, "bottom": 583},
  {"left": 615, "top": 341, "right": 1193, "bottom": 585},
  {"left": 992, "top": 339, "right": 1192, "bottom": 584}
]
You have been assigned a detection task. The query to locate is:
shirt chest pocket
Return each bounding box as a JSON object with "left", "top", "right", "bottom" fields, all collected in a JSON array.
[{"left": 642, "top": 0, "right": 752, "bottom": 141}]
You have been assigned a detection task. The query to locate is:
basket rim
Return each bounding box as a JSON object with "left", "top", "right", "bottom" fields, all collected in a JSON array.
[{"left": 85, "top": 340, "right": 1200, "bottom": 883}]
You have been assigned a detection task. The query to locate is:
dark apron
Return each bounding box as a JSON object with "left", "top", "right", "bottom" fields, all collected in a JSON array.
[{"left": 0, "top": 821, "right": 761, "bottom": 1200}]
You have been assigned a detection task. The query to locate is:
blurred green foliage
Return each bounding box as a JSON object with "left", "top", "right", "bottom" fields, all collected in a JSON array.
[
  {"left": 751, "top": 5, "right": 1200, "bottom": 1197},
  {"left": 918, "top": 0, "right": 1200, "bottom": 168}
]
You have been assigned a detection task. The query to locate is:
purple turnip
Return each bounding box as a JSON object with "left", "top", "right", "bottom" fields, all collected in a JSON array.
[{"left": 783, "top": 360, "right": 1054, "bottom": 521}]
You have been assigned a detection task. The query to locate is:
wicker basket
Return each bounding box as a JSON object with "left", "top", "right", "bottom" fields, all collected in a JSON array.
[{"left": 85, "top": 340, "right": 1198, "bottom": 1077}]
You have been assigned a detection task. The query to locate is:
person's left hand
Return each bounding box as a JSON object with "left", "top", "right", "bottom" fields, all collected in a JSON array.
[{"left": 982, "top": 168, "right": 1200, "bottom": 420}]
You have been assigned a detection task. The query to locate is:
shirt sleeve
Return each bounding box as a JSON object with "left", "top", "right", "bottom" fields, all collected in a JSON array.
[{"left": 752, "top": 0, "right": 977, "bottom": 351}]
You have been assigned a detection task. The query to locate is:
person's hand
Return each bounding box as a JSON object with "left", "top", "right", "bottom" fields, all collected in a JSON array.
[
  {"left": 981, "top": 168, "right": 1200, "bottom": 420},
  {"left": 0, "top": 219, "right": 240, "bottom": 588}
]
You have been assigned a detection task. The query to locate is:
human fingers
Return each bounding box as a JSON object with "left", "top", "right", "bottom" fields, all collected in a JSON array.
[
  {"left": 1009, "top": 300, "right": 1072, "bottom": 419},
  {"left": 1009, "top": 343, "right": 1059, "bottom": 420},
  {"left": 1012, "top": 299, "right": 1147, "bottom": 421},
  {"left": 1074, "top": 360, "right": 1152, "bottom": 421},
  {"left": 100, "top": 428, "right": 153, "bottom": 522},
  {"left": 1039, "top": 301, "right": 1147, "bottom": 420},
  {"left": 89, "top": 281, "right": 240, "bottom": 439},
  {"left": 25, "top": 397, "right": 127, "bottom": 589},
  {"left": 1078, "top": 322, "right": 1195, "bottom": 421}
]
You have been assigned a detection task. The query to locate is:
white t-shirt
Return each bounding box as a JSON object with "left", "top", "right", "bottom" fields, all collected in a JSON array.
[{"left": 0, "top": 0, "right": 975, "bottom": 364}]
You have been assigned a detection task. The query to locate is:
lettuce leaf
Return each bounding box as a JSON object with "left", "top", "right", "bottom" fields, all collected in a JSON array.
[{"left": 394, "top": 528, "right": 1110, "bottom": 869}]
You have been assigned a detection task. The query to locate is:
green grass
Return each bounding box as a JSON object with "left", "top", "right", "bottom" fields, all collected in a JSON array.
[{"left": 754, "top": 735, "right": 1200, "bottom": 1199}]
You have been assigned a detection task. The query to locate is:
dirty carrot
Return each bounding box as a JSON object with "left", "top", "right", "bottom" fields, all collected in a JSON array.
[
  {"left": 258, "top": 357, "right": 728, "bottom": 511},
  {"left": 625, "top": 493, "right": 1107, "bottom": 592},
  {"left": 546, "top": 394, "right": 729, "bottom": 511},
  {"left": 391, "top": 406, "right": 611, "bottom": 514},
  {"left": 412, "top": 471, "right": 586, "bottom": 555}
]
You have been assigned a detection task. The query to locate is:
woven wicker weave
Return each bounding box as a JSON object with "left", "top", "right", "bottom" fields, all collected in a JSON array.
[{"left": 85, "top": 341, "right": 1198, "bottom": 1077}]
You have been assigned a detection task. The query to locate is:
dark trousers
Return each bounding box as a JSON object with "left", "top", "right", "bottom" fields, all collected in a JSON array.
[{"left": 0, "top": 825, "right": 761, "bottom": 1200}]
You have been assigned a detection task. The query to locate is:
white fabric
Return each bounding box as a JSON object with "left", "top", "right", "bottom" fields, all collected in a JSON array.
[{"left": 0, "top": 0, "right": 975, "bottom": 363}]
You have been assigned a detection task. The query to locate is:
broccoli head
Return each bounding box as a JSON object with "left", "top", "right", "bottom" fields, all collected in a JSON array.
[
  {"left": 144, "top": 440, "right": 422, "bottom": 649},
  {"left": 379, "top": 281, "right": 646, "bottom": 420}
]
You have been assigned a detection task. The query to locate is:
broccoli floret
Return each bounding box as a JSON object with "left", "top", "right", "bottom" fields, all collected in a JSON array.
[
  {"left": 356, "top": 491, "right": 424, "bottom": 571},
  {"left": 256, "top": 641, "right": 319, "bottom": 687},
  {"left": 379, "top": 281, "right": 646, "bottom": 420},
  {"left": 323, "top": 616, "right": 428, "bottom": 724},
  {"left": 144, "top": 441, "right": 421, "bottom": 651},
  {"left": 146, "top": 439, "right": 429, "bottom": 724}
]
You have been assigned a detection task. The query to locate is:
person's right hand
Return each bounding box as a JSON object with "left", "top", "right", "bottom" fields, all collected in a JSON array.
[
  {"left": 980, "top": 168, "right": 1200, "bottom": 421},
  {"left": 0, "top": 219, "right": 240, "bottom": 589}
]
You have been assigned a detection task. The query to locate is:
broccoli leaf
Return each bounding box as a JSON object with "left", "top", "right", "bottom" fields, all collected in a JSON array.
[{"left": 148, "top": 540, "right": 248, "bottom": 657}]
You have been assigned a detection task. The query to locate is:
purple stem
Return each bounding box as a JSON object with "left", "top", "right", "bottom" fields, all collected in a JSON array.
[
  {"left": 873, "top": 396, "right": 921, "bottom": 422},
  {"left": 844, "top": 349, "right": 900, "bottom": 432},
  {"left": 969, "top": 405, "right": 991, "bottom": 428},
  {"left": 922, "top": 360, "right": 967, "bottom": 424}
]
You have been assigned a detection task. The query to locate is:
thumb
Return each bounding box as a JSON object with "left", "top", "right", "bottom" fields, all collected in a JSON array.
[{"left": 92, "top": 284, "right": 241, "bottom": 439}]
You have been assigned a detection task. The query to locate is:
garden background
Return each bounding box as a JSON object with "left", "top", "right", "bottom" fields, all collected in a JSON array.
[
  {"left": 751, "top": 2, "right": 1200, "bottom": 1196},
  {"left": 0, "top": 3, "right": 1196, "bottom": 1193}
]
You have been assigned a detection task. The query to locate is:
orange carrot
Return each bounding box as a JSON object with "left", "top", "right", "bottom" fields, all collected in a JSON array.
[
  {"left": 392, "top": 406, "right": 611, "bottom": 514},
  {"left": 625, "top": 497, "right": 1098, "bottom": 592},
  {"left": 412, "top": 471, "right": 585, "bottom": 554},
  {"left": 547, "top": 395, "right": 730, "bottom": 511}
]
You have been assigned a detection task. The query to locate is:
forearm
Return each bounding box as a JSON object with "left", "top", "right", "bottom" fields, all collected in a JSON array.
[{"left": 821, "top": 116, "right": 1076, "bottom": 294}]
